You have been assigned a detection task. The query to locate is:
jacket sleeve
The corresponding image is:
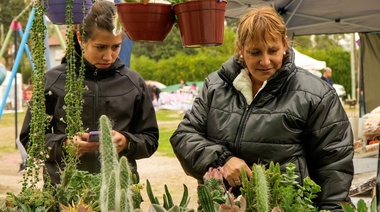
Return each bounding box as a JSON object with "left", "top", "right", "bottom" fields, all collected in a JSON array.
[
  {"left": 120, "top": 80, "right": 159, "bottom": 160},
  {"left": 305, "top": 90, "right": 354, "bottom": 211},
  {"left": 170, "top": 78, "right": 233, "bottom": 181}
]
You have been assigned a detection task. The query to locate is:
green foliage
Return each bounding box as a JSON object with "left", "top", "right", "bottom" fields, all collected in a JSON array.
[
  {"left": 341, "top": 197, "right": 376, "bottom": 212},
  {"left": 55, "top": 170, "right": 101, "bottom": 210},
  {"left": 201, "top": 162, "right": 323, "bottom": 212},
  {"left": 4, "top": 188, "right": 57, "bottom": 211},
  {"left": 294, "top": 35, "right": 352, "bottom": 98},
  {"left": 146, "top": 179, "right": 191, "bottom": 211},
  {"left": 132, "top": 27, "right": 197, "bottom": 61},
  {"left": 131, "top": 26, "right": 235, "bottom": 85}
]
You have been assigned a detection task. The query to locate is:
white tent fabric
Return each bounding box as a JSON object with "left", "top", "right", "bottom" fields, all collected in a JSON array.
[{"left": 293, "top": 48, "right": 326, "bottom": 72}]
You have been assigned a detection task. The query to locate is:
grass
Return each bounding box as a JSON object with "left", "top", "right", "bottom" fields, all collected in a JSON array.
[
  {"left": 0, "top": 110, "right": 26, "bottom": 153},
  {"left": 155, "top": 109, "right": 185, "bottom": 157}
]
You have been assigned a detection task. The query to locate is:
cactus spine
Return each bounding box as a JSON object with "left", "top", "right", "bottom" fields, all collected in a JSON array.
[{"left": 99, "top": 115, "right": 134, "bottom": 211}]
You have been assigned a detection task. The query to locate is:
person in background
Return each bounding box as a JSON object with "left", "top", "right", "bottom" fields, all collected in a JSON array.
[
  {"left": 321, "top": 67, "right": 334, "bottom": 86},
  {"left": 20, "top": 0, "right": 159, "bottom": 186},
  {"left": 170, "top": 6, "right": 353, "bottom": 211},
  {"left": 24, "top": 85, "right": 33, "bottom": 103},
  {"left": 179, "top": 79, "right": 188, "bottom": 89},
  {"left": 21, "top": 77, "right": 32, "bottom": 106}
]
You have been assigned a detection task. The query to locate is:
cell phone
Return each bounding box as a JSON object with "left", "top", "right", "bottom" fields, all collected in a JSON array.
[{"left": 88, "top": 131, "right": 100, "bottom": 142}]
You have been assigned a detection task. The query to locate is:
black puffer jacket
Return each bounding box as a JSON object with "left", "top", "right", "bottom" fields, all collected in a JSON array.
[
  {"left": 170, "top": 49, "right": 354, "bottom": 211},
  {"left": 20, "top": 57, "right": 159, "bottom": 185}
]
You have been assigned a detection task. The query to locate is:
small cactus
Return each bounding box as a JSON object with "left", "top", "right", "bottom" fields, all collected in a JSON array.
[{"left": 98, "top": 115, "right": 134, "bottom": 212}]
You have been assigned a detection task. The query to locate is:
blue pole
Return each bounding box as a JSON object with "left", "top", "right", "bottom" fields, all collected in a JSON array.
[
  {"left": 0, "top": 8, "right": 35, "bottom": 120},
  {"left": 17, "top": 29, "right": 35, "bottom": 70},
  {"left": 114, "top": 0, "right": 133, "bottom": 67}
]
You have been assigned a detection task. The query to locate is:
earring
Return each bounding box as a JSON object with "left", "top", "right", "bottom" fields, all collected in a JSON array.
[
  {"left": 283, "top": 51, "right": 286, "bottom": 55},
  {"left": 240, "top": 55, "right": 243, "bottom": 59}
]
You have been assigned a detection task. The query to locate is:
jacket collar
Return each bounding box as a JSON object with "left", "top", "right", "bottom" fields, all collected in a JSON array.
[
  {"left": 219, "top": 47, "right": 296, "bottom": 104},
  {"left": 61, "top": 52, "right": 125, "bottom": 80}
]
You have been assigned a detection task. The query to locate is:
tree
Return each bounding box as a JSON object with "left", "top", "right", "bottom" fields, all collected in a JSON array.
[
  {"left": 131, "top": 27, "right": 197, "bottom": 61},
  {"left": 293, "top": 34, "right": 352, "bottom": 97}
]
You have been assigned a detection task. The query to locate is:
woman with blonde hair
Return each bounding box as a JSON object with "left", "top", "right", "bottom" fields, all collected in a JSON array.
[{"left": 170, "top": 6, "right": 354, "bottom": 211}]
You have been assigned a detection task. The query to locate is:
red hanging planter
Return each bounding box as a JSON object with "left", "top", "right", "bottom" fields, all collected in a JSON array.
[
  {"left": 115, "top": 1, "right": 175, "bottom": 42},
  {"left": 173, "top": 0, "right": 227, "bottom": 47}
]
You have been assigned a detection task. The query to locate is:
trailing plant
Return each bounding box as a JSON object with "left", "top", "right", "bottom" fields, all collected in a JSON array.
[{"left": 0, "top": 1, "right": 56, "bottom": 210}]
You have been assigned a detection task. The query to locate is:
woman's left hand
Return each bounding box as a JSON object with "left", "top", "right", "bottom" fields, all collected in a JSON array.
[{"left": 112, "top": 130, "right": 128, "bottom": 153}]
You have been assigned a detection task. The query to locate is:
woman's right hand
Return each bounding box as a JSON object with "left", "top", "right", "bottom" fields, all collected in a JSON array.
[
  {"left": 65, "top": 133, "right": 100, "bottom": 157},
  {"left": 222, "top": 156, "right": 252, "bottom": 187}
]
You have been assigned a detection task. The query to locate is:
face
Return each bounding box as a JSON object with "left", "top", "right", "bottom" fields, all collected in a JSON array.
[
  {"left": 239, "top": 34, "right": 286, "bottom": 85},
  {"left": 25, "top": 90, "right": 33, "bottom": 102},
  {"left": 77, "top": 29, "right": 123, "bottom": 69}
]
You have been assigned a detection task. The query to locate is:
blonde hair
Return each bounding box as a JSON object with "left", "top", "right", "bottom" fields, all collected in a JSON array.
[{"left": 235, "top": 6, "right": 288, "bottom": 55}]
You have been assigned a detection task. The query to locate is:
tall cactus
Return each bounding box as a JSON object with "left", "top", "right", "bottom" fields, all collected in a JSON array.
[{"left": 99, "top": 115, "right": 134, "bottom": 212}]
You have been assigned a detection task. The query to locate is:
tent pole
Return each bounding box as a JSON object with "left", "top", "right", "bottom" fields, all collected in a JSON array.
[{"left": 350, "top": 33, "right": 357, "bottom": 100}]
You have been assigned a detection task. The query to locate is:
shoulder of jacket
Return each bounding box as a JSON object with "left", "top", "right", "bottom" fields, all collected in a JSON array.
[{"left": 289, "top": 67, "right": 335, "bottom": 98}]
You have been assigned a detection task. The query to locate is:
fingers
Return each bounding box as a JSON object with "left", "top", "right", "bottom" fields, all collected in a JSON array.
[{"left": 223, "top": 157, "right": 252, "bottom": 187}]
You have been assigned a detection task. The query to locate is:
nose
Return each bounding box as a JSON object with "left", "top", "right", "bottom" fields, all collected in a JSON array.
[
  {"left": 102, "top": 49, "right": 113, "bottom": 61},
  {"left": 259, "top": 53, "right": 271, "bottom": 66}
]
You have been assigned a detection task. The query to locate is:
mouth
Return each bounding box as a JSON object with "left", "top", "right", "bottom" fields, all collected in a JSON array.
[
  {"left": 258, "top": 68, "right": 273, "bottom": 72},
  {"left": 97, "top": 63, "right": 111, "bottom": 69}
]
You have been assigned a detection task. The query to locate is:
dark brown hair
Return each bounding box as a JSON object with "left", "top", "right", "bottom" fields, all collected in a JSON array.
[{"left": 80, "top": 0, "right": 121, "bottom": 42}]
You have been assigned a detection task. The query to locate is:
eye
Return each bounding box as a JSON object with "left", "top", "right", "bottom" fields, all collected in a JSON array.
[
  {"left": 248, "top": 50, "right": 260, "bottom": 55},
  {"left": 97, "top": 46, "right": 105, "bottom": 50},
  {"left": 112, "top": 45, "right": 121, "bottom": 51},
  {"left": 269, "top": 48, "right": 279, "bottom": 54}
]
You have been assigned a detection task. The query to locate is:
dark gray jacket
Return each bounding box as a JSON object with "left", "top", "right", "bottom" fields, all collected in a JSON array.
[
  {"left": 20, "top": 58, "right": 159, "bottom": 185},
  {"left": 170, "top": 49, "right": 354, "bottom": 211}
]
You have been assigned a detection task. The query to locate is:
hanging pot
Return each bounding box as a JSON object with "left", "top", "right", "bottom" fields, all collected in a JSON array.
[
  {"left": 173, "top": 0, "right": 227, "bottom": 47},
  {"left": 44, "top": 0, "right": 93, "bottom": 25},
  {"left": 115, "top": 1, "right": 175, "bottom": 42}
]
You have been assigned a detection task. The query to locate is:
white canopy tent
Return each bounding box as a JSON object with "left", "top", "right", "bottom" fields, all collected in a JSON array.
[{"left": 293, "top": 48, "right": 326, "bottom": 77}]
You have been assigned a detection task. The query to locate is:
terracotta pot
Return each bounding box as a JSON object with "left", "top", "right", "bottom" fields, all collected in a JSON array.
[
  {"left": 173, "top": 0, "right": 227, "bottom": 47},
  {"left": 44, "top": 0, "right": 93, "bottom": 25},
  {"left": 115, "top": 2, "right": 175, "bottom": 42}
]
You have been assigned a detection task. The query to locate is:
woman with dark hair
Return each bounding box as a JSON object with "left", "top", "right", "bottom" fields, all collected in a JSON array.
[{"left": 20, "top": 0, "right": 159, "bottom": 185}]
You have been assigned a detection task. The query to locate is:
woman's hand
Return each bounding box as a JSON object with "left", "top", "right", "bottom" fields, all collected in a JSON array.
[
  {"left": 65, "top": 132, "right": 100, "bottom": 157},
  {"left": 112, "top": 130, "right": 129, "bottom": 153},
  {"left": 222, "top": 156, "right": 252, "bottom": 187}
]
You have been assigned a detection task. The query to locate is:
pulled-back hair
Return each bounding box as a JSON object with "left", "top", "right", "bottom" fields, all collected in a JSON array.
[
  {"left": 80, "top": 0, "right": 121, "bottom": 42},
  {"left": 235, "top": 6, "right": 288, "bottom": 53}
]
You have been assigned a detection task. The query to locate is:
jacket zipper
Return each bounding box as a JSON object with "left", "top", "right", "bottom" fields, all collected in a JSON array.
[
  {"left": 235, "top": 105, "right": 252, "bottom": 156},
  {"left": 234, "top": 89, "right": 262, "bottom": 156}
]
